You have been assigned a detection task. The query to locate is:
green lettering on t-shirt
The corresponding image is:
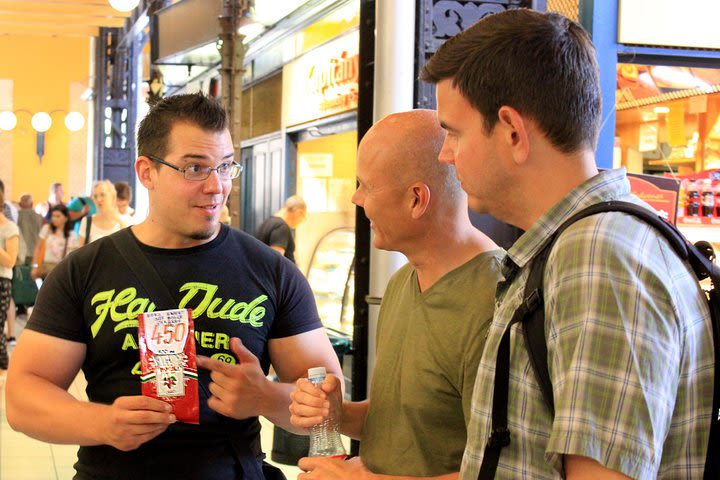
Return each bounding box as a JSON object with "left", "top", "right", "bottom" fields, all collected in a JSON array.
[
  {"left": 90, "top": 287, "right": 157, "bottom": 338},
  {"left": 90, "top": 282, "right": 269, "bottom": 340},
  {"left": 121, "top": 332, "right": 138, "bottom": 350}
]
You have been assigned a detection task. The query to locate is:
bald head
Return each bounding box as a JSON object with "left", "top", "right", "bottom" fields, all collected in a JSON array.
[{"left": 359, "top": 109, "right": 462, "bottom": 203}]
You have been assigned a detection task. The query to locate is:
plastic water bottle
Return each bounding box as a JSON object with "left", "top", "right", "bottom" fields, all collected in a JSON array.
[{"left": 307, "top": 367, "right": 347, "bottom": 458}]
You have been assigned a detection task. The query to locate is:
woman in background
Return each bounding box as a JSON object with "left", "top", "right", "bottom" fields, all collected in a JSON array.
[
  {"left": 0, "top": 188, "right": 19, "bottom": 370},
  {"left": 79, "top": 180, "right": 125, "bottom": 244},
  {"left": 32, "top": 205, "right": 79, "bottom": 281}
]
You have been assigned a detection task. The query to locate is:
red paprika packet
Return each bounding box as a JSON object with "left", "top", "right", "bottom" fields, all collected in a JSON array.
[{"left": 138, "top": 308, "right": 199, "bottom": 424}]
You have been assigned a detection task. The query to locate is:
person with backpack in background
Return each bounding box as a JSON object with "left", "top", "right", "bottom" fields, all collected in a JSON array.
[
  {"left": 78, "top": 180, "right": 124, "bottom": 245},
  {"left": 422, "top": 9, "right": 714, "bottom": 480},
  {"left": 66, "top": 192, "right": 96, "bottom": 234}
]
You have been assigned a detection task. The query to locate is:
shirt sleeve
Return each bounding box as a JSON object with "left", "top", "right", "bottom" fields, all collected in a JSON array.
[
  {"left": 267, "top": 222, "right": 291, "bottom": 250},
  {"left": 270, "top": 261, "right": 322, "bottom": 338},
  {"left": 39, "top": 224, "right": 50, "bottom": 240},
  {"left": 543, "top": 214, "right": 686, "bottom": 478}
]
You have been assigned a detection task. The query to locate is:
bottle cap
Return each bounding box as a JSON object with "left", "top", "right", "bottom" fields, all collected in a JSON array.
[{"left": 308, "top": 367, "right": 327, "bottom": 379}]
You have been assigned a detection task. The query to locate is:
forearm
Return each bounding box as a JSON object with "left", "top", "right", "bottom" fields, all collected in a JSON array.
[
  {"left": 6, "top": 372, "right": 110, "bottom": 446},
  {"left": 339, "top": 400, "right": 368, "bottom": 440},
  {"left": 0, "top": 248, "right": 16, "bottom": 268},
  {"left": 68, "top": 209, "right": 85, "bottom": 221},
  {"left": 260, "top": 380, "right": 298, "bottom": 432}
]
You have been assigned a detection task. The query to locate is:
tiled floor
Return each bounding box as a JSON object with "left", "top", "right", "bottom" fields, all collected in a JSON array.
[{"left": 1, "top": 313, "right": 303, "bottom": 479}]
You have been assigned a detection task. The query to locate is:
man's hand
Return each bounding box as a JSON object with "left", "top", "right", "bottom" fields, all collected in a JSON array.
[
  {"left": 101, "top": 395, "right": 176, "bottom": 451},
  {"left": 289, "top": 374, "right": 341, "bottom": 429},
  {"left": 196, "top": 337, "right": 268, "bottom": 419},
  {"left": 298, "top": 456, "right": 372, "bottom": 480}
]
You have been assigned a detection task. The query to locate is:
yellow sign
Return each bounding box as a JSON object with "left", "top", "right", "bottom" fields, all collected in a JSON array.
[
  {"left": 667, "top": 103, "right": 687, "bottom": 147},
  {"left": 283, "top": 31, "right": 359, "bottom": 126}
]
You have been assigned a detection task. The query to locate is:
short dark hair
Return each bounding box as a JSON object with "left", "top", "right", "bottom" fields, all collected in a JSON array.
[
  {"left": 421, "top": 9, "right": 601, "bottom": 153},
  {"left": 114, "top": 181, "right": 132, "bottom": 202},
  {"left": 49, "top": 204, "right": 73, "bottom": 238},
  {"left": 137, "top": 92, "right": 229, "bottom": 159}
]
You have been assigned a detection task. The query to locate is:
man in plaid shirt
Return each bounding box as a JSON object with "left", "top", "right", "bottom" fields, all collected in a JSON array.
[{"left": 422, "top": 9, "right": 714, "bottom": 480}]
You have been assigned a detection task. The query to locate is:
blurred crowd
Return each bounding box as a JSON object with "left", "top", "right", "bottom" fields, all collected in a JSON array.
[{"left": 0, "top": 178, "right": 144, "bottom": 356}]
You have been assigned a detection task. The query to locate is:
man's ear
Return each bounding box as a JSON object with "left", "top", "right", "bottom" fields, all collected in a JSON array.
[
  {"left": 497, "top": 106, "right": 530, "bottom": 165},
  {"left": 409, "top": 182, "right": 431, "bottom": 220},
  {"left": 136, "top": 156, "right": 156, "bottom": 190}
]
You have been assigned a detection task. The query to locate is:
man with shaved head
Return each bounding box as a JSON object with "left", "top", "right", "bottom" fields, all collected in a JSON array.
[{"left": 290, "top": 110, "right": 504, "bottom": 479}]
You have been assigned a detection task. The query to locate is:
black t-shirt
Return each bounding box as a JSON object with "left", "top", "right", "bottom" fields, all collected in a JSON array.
[
  {"left": 255, "top": 216, "right": 296, "bottom": 264},
  {"left": 28, "top": 225, "right": 321, "bottom": 479}
]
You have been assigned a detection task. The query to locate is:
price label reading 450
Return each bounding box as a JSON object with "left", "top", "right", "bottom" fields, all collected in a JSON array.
[{"left": 143, "top": 309, "right": 190, "bottom": 355}]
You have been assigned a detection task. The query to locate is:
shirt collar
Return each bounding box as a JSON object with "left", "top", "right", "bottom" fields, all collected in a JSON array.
[{"left": 507, "top": 168, "right": 631, "bottom": 269}]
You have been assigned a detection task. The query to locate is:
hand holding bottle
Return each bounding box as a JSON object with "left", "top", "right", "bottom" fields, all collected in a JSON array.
[
  {"left": 289, "top": 370, "right": 342, "bottom": 429},
  {"left": 306, "top": 367, "right": 346, "bottom": 458}
]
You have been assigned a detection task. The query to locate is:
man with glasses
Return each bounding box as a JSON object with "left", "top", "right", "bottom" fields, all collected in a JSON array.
[{"left": 7, "top": 93, "right": 342, "bottom": 479}]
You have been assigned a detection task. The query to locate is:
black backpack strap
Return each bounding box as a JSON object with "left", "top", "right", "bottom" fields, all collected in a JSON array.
[
  {"left": 84, "top": 215, "right": 93, "bottom": 246},
  {"left": 520, "top": 246, "right": 555, "bottom": 416},
  {"left": 479, "top": 276, "right": 544, "bottom": 479},
  {"left": 109, "top": 228, "right": 175, "bottom": 308}
]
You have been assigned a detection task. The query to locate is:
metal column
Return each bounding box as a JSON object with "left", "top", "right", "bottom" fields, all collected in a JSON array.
[{"left": 218, "top": 0, "right": 249, "bottom": 228}]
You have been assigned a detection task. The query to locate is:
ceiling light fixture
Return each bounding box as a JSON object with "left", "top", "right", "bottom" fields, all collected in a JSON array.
[{"left": 0, "top": 109, "right": 87, "bottom": 162}]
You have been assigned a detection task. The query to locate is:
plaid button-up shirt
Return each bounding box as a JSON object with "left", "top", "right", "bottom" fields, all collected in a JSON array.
[{"left": 460, "top": 168, "right": 714, "bottom": 479}]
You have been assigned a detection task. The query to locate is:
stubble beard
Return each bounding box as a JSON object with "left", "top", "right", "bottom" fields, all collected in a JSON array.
[
  {"left": 189, "top": 224, "right": 218, "bottom": 241},
  {"left": 188, "top": 221, "right": 220, "bottom": 240}
]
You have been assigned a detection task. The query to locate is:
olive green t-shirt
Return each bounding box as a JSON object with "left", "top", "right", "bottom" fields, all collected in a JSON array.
[{"left": 360, "top": 250, "right": 504, "bottom": 476}]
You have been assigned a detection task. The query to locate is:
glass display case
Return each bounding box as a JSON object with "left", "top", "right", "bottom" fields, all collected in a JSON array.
[{"left": 306, "top": 227, "right": 355, "bottom": 336}]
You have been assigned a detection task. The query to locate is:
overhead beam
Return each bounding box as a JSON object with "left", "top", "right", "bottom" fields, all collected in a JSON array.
[
  {"left": 0, "top": 22, "right": 100, "bottom": 37},
  {"left": 0, "top": 2, "right": 131, "bottom": 17},
  {"left": 0, "top": 12, "right": 126, "bottom": 27}
]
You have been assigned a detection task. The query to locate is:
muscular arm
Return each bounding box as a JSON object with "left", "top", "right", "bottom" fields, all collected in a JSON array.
[
  {"left": 6, "top": 331, "right": 101, "bottom": 444},
  {"left": 6, "top": 330, "right": 174, "bottom": 449}
]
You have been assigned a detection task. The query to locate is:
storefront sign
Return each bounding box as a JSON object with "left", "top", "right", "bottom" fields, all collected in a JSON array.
[
  {"left": 283, "top": 31, "right": 359, "bottom": 126},
  {"left": 627, "top": 172, "right": 679, "bottom": 224},
  {"left": 300, "top": 153, "right": 334, "bottom": 178},
  {"left": 638, "top": 124, "right": 658, "bottom": 152},
  {"left": 618, "top": 0, "right": 720, "bottom": 49},
  {"left": 667, "top": 104, "right": 687, "bottom": 147}
]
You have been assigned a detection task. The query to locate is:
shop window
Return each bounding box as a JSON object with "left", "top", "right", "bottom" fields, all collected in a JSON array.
[{"left": 616, "top": 63, "right": 720, "bottom": 248}]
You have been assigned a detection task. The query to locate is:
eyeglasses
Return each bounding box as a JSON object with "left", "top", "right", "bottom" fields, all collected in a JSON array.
[{"left": 147, "top": 155, "right": 243, "bottom": 181}]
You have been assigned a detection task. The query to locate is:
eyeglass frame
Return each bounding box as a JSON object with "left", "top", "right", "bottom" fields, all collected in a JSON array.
[{"left": 146, "top": 154, "right": 243, "bottom": 181}]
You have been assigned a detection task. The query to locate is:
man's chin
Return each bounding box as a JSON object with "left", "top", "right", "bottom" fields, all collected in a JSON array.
[
  {"left": 467, "top": 196, "right": 488, "bottom": 214},
  {"left": 189, "top": 224, "right": 219, "bottom": 241}
]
